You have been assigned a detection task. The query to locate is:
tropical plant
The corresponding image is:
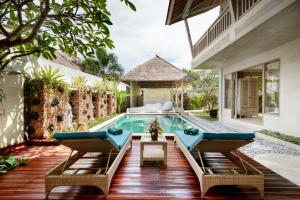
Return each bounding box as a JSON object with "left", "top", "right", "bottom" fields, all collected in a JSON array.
[
  {"left": 183, "top": 69, "right": 218, "bottom": 111},
  {"left": 29, "top": 66, "right": 69, "bottom": 96},
  {"left": 0, "top": 0, "right": 136, "bottom": 70},
  {"left": 0, "top": 156, "right": 30, "bottom": 174},
  {"left": 81, "top": 48, "right": 124, "bottom": 82},
  {"left": 71, "top": 75, "right": 87, "bottom": 90},
  {"left": 92, "top": 80, "right": 106, "bottom": 92},
  {"left": 203, "top": 94, "right": 218, "bottom": 111},
  {"left": 116, "top": 90, "right": 129, "bottom": 113}
]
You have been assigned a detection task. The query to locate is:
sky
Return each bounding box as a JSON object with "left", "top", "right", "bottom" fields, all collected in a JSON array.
[{"left": 107, "top": 0, "right": 219, "bottom": 72}]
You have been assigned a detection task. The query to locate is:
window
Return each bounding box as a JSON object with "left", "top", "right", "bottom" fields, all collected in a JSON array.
[
  {"left": 264, "top": 61, "right": 280, "bottom": 114},
  {"left": 224, "top": 74, "right": 232, "bottom": 109}
]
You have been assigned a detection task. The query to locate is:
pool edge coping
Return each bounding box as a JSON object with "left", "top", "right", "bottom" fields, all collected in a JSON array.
[{"left": 88, "top": 113, "right": 204, "bottom": 136}]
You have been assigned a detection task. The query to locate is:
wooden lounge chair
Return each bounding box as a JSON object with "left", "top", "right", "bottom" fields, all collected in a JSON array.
[
  {"left": 45, "top": 131, "right": 132, "bottom": 199},
  {"left": 174, "top": 131, "right": 264, "bottom": 199}
]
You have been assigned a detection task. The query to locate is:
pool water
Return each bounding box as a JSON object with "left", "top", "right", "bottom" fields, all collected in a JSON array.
[{"left": 99, "top": 114, "right": 195, "bottom": 133}]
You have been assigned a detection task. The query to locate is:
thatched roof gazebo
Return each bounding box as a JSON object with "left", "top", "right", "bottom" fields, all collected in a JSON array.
[{"left": 121, "top": 55, "right": 193, "bottom": 110}]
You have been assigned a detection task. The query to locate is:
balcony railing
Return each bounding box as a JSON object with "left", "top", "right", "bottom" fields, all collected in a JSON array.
[
  {"left": 193, "top": 8, "right": 232, "bottom": 56},
  {"left": 236, "top": 0, "right": 260, "bottom": 19},
  {"left": 193, "top": 0, "right": 261, "bottom": 57}
]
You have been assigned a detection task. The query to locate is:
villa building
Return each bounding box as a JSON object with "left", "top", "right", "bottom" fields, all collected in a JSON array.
[{"left": 166, "top": 0, "right": 300, "bottom": 136}]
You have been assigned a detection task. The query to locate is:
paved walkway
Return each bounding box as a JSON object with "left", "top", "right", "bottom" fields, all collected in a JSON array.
[{"left": 184, "top": 112, "right": 300, "bottom": 186}]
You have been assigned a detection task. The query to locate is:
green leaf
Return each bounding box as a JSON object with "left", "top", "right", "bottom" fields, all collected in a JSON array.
[{"left": 127, "top": 1, "right": 136, "bottom": 11}]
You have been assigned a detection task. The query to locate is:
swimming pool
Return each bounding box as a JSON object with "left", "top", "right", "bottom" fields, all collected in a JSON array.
[{"left": 98, "top": 114, "right": 197, "bottom": 133}]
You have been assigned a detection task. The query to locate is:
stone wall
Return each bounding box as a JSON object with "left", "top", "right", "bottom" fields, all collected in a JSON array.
[
  {"left": 69, "top": 89, "right": 93, "bottom": 130},
  {"left": 92, "top": 91, "right": 107, "bottom": 120},
  {"left": 102, "top": 93, "right": 108, "bottom": 118},
  {"left": 107, "top": 92, "right": 116, "bottom": 115},
  {"left": 27, "top": 85, "right": 113, "bottom": 139},
  {"left": 27, "top": 85, "right": 68, "bottom": 139}
]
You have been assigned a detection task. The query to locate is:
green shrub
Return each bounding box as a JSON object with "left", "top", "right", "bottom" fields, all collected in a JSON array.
[
  {"left": 259, "top": 129, "right": 300, "bottom": 146},
  {"left": 116, "top": 90, "right": 129, "bottom": 113},
  {"left": 0, "top": 156, "right": 30, "bottom": 175},
  {"left": 88, "top": 114, "right": 117, "bottom": 129},
  {"left": 184, "top": 93, "right": 205, "bottom": 110}
]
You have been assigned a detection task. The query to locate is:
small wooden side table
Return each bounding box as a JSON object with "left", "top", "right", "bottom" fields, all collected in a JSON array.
[{"left": 140, "top": 135, "right": 168, "bottom": 167}]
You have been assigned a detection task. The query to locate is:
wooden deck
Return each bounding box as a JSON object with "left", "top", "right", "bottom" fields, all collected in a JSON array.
[{"left": 1, "top": 139, "right": 300, "bottom": 199}]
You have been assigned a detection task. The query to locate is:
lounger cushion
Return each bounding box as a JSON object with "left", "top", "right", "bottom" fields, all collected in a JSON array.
[
  {"left": 107, "top": 130, "right": 132, "bottom": 149},
  {"left": 202, "top": 132, "right": 255, "bottom": 140},
  {"left": 174, "top": 131, "right": 255, "bottom": 150},
  {"left": 53, "top": 131, "right": 107, "bottom": 140},
  {"left": 174, "top": 131, "right": 203, "bottom": 150}
]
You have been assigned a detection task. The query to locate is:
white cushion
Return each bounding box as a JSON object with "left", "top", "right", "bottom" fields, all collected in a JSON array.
[{"left": 163, "top": 101, "right": 173, "bottom": 111}]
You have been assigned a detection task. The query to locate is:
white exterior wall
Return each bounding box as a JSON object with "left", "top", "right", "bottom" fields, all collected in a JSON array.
[
  {"left": 143, "top": 88, "right": 171, "bottom": 105},
  {"left": 0, "top": 73, "right": 25, "bottom": 148},
  {"left": 222, "top": 37, "right": 300, "bottom": 137}
]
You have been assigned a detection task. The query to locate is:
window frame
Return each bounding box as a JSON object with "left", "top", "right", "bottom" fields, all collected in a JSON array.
[{"left": 263, "top": 59, "right": 280, "bottom": 115}]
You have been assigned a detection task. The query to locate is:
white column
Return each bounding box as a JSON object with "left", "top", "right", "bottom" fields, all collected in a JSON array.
[
  {"left": 218, "top": 69, "right": 224, "bottom": 122},
  {"left": 130, "top": 81, "right": 133, "bottom": 108},
  {"left": 175, "top": 84, "right": 178, "bottom": 107},
  {"left": 181, "top": 82, "right": 184, "bottom": 110}
]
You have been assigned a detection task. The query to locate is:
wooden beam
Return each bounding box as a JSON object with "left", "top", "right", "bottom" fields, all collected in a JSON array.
[{"left": 166, "top": 0, "right": 176, "bottom": 25}]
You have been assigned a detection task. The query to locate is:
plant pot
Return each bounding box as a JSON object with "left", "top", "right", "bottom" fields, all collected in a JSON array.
[
  {"left": 150, "top": 131, "right": 158, "bottom": 141},
  {"left": 209, "top": 109, "right": 218, "bottom": 118}
]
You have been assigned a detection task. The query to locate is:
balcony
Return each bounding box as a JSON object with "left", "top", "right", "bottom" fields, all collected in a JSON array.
[
  {"left": 191, "top": 0, "right": 300, "bottom": 69},
  {"left": 193, "top": 0, "right": 261, "bottom": 57}
]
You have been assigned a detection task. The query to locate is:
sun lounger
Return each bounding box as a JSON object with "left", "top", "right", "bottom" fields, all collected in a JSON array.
[
  {"left": 45, "top": 131, "right": 132, "bottom": 199},
  {"left": 174, "top": 131, "right": 264, "bottom": 199}
]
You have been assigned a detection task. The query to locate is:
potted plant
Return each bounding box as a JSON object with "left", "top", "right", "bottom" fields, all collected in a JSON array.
[
  {"left": 203, "top": 94, "right": 218, "bottom": 118},
  {"left": 147, "top": 118, "right": 163, "bottom": 141}
]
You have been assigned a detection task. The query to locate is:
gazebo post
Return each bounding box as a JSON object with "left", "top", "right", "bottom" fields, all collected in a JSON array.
[
  {"left": 181, "top": 82, "right": 184, "bottom": 110},
  {"left": 175, "top": 83, "right": 178, "bottom": 107},
  {"left": 130, "top": 81, "right": 133, "bottom": 108}
]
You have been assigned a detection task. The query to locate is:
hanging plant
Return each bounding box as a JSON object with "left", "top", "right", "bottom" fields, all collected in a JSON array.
[
  {"left": 31, "top": 98, "right": 41, "bottom": 105},
  {"left": 57, "top": 86, "right": 65, "bottom": 93},
  {"left": 47, "top": 124, "right": 55, "bottom": 133},
  {"left": 27, "top": 126, "right": 35, "bottom": 134},
  {"left": 57, "top": 114, "right": 64, "bottom": 122},
  {"left": 29, "top": 112, "right": 40, "bottom": 120},
  {"left": 51, "top": 98, "right": 59, "bottom": 107}
]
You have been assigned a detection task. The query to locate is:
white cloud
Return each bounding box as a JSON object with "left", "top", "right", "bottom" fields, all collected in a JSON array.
[{"left": 107, "top": 1, "right": 219, "bottom": 72}]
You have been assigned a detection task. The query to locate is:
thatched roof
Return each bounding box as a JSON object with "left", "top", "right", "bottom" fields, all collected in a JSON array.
[
  {"left": 165, "top": 0, "right": 221, "bottom": 25},
  {"left": 120, "top": 55, "right": 193, "bottom": 87},
  {"left": 53, "top": 51, "right": 82, "bottom": 71}
]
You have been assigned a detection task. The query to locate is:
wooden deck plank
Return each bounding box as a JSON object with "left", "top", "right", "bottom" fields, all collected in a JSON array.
[{"left": 0, "top": 139, "right": 299, "bottom": 199}]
